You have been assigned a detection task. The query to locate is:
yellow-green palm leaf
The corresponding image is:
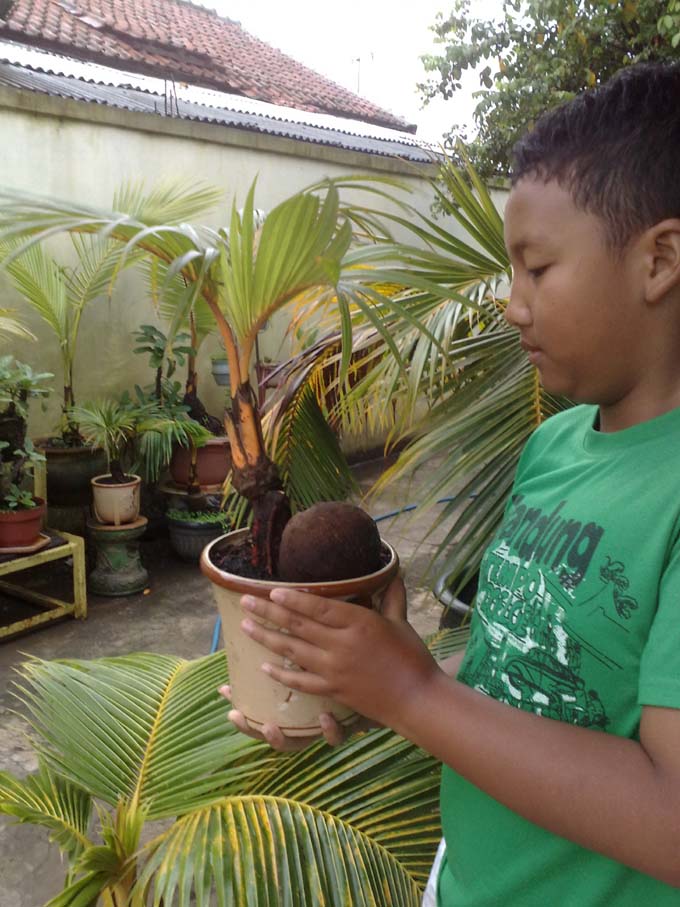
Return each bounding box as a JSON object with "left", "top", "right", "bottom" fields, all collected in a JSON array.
[{"left": 4, "top": 630, "right": 472, "bottom": 905}]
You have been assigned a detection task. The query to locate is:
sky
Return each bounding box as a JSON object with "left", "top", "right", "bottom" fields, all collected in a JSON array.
[{"left": 192, "top": 1, "right": 503, "bottom": 141}]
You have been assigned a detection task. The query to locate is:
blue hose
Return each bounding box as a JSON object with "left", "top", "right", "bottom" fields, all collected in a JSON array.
[{"left": 209, "top": 496, "right": 458, "bottom": 653}]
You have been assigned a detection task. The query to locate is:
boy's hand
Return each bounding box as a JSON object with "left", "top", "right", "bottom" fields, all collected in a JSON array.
[
  {"left": 236, "top": 576, "right": 441, "bottom": 730},
  {"left": 218, "top": 684, "right": 378, "bottom": 751}
]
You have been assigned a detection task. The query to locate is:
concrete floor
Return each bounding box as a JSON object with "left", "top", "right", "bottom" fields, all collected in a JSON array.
[{"left": 0, "top": 456, "right": 454, "bottom": 906}]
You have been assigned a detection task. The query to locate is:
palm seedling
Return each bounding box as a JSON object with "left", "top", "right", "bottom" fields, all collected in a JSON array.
[
  {"left": 0, "top": 628, "right": 469, "bottom": 905},
  {"left": 0, "top": 185, "right": 221, "bottom": 447}
]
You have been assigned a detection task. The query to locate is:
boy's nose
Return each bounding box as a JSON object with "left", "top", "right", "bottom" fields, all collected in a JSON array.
[{"left": 504, "top": 280, "right": 532, "bottom": 327}]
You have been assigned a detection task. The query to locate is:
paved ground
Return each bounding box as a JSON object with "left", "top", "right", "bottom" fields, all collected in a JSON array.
[{"left": 0, "top": 456, "right": 455, "bottom": 906}]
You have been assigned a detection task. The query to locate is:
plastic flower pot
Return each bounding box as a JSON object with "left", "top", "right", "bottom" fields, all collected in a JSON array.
[
  {"left": 0, "top": 497, "right": 46, "bottom": 548},
  {"left": 201, "top": 528, "right": 399, "bottom": 738}
]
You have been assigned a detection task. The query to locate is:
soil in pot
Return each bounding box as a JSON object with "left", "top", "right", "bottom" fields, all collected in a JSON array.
[{"left": 208, "top": 501, "right": 385, "bottom": 583}]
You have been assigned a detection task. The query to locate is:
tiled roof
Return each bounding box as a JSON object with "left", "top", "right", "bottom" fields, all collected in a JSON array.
[{"left": 0, "top": 0, "right": 416, "bottom": 132}]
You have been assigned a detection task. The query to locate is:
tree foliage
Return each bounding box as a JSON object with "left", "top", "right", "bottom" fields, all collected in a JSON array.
[{"left": 420, "top": 0, "right": 680, "bottom": 178}]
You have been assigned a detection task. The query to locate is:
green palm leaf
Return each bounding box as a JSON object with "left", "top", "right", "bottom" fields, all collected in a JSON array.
[
  {"left": 0, "top": 763, "right": 92, "bottom": 863},
  {"left": 5, "top": 629, "right": 469, "bottom": 905},
  {"left": 134, "top": 795, "right": 425, "bottom": 907},
  {"left": 15, "top": 653, "right": 270, "bottom": 820},
  {"left": 0, "top": 240, "right": 69, "bottom": 342},
  {"left": 0, "top": 307, "right": 35, "bottom": 342},
  {"left": 265, "top": 382, "right": 357, "bottom": 512}
]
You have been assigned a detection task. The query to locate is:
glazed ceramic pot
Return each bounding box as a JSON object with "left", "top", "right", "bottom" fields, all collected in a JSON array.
[
  {"left": 36, "top": 442, "right": 108, "bottom": 507},
  {"left": 167, "top": 516, "right": 226, "bottom": 562},
  {"left": 200, "top": 529, "right": 399, "bottom": 738},
  {"left": 91, "top": 475, "right": 141, "bottom": 526}
]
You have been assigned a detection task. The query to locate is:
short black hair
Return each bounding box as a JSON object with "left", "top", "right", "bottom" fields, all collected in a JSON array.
[{"left": 511, "top": 63, "right": 680, "bottom": 249}]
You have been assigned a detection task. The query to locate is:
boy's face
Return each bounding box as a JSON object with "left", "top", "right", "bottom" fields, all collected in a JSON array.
[{"left": 504, "top": 177, "right": 646, "bottom": 408}]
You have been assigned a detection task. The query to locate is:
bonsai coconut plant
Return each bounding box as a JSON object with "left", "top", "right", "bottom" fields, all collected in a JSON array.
[
  {"left": 0, "top": 356, "right": 52, "bottom": 548},
  {"left": 0, "top": 177, "right": 426, "bottom": 732}
]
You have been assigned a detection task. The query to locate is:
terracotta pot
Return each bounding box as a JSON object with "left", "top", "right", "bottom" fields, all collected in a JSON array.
[
  {"left": 0, "top": 497, "right": 46, "bottom": 548},
  {"left": 201, "top": 529, "right": 399, "bottom": 738},
  {"left": 91, "top": 475, "right": 141, "bottom": 526},
  {"left": 36, "top": 441, "right": 108, "bottom": 507},
  {"left": 169, "top": 437, "right": 231, "bottom": 489}
]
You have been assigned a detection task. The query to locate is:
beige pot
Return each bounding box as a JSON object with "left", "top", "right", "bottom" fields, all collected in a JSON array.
[
  {"left": 201, "top": 528, "right": 399, "bottom": 738},
  {"left": 91, "top": 475, "right": 141, "bottom": 526}
]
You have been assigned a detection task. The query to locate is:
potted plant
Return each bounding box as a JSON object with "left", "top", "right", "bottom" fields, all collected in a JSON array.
[
  {"left": 0, "top": 178, "right": 422, "bottom": 733},
  {"left": 0, "top": 356, "right": 51, "bottom": 548},
  {"left": 166, "top": 505, "right": 231, "bottom": 562},
  {"left": 71, "top": 397, "right": 212, "bottom": 526},
  {"left": 210, "top": 352, "right": 230, "bottom": 386},
  {"left": 131, "top": 323, "right": 230, "bottom": 490}
]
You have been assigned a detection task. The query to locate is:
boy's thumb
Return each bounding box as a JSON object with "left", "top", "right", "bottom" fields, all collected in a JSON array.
[{"left": 380, "top": 575, "right": 407, "bottom": 622}]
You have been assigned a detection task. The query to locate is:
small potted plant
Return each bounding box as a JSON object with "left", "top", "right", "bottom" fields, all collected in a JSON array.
[
  {"left": 0, "top": 356, "right": 52, "bottom": 548},
  {"left": 132, "top": 323, "right": 231, "bottom": 491},
  {"left": 166, "top": 506, "right": 231, "bottom": 562},
  {"left": 71, "top": 398, "right": 211, "bottom": 526}
]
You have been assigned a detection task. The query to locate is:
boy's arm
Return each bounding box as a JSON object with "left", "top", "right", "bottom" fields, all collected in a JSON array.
[{"left": 241, "top": 580, "right": 680, "bottom": 887}]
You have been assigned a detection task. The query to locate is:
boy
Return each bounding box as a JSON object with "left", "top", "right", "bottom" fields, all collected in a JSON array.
[{"left": 223, "top": 62, "right": 680, "bottom": 904}]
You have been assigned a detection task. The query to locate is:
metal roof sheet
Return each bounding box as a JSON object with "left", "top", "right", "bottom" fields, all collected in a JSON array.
[{"left": 0, "top": 41, "right": 438, "bottom": 163}]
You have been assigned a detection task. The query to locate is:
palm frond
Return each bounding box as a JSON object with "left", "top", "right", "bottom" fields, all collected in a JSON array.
[
  {"left": 0, "top": 308, "right": 36, "bottom": 342},
  {"left": 371, "top": 317, "right": 566, "bottom": 594},
  {"left": 7, "top": 629, "right": 469, "bottom": 905},
  {"left": 0, "top": 240, "right": 69, "bottom": 343},
  {"left": 0, "top": 763, "right": 92, "bottom": 864},
  {"left": 111, "top": 181, "right": 224, "bottom": 225},
  {"left": 15, "top": 652, "right": 272, "bottom": 820},
  {"left": 264, "top": 382, "right": 357, "bottom": 512},
  {"left": 134, "top": 794, "right": 426, "bottom": 907}
]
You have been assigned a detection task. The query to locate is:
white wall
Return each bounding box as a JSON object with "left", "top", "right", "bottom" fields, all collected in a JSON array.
[{"left": 0, "top": 87, "right": 503, "bottom": 451}]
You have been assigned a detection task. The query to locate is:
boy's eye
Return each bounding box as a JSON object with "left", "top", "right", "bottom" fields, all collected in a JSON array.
[{"left": 527, "top": 265, "right": 548, "bottom": 279}]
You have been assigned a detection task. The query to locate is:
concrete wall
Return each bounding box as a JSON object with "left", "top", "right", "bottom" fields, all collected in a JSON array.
[{"left": 0, "top": 85, "right": 504, "bottom": 453}]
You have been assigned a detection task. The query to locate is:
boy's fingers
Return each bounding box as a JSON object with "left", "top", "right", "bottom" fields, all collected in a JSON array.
[
  {"left": 380, "top": 575, "right": 407, "bottom": 622},
  {"left": 319, "top": 712, "right": 349, "bottom": 747},
  {"left": 266, "top": 589, "right": 354, "bottom": 627},
  {"left": 241, "top": 618, "right": 327, "bottom": 674},
  {"left": 218, "top": 684, "right": 232, "bottom": 701},
  {"left": 227, "top": 708, "right": 260, "bottom": 737}
]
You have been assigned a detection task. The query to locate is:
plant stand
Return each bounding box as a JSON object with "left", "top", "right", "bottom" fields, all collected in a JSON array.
[
  {"left": 0, "top": 531, "right": 87, "bottom": 640},
  {"left": 86, "top": 517, "right": 149, "bottom": 597}
]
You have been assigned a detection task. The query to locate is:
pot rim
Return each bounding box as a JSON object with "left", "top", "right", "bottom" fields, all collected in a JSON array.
[
  {"left": 91, "top": 474, "right": 141, "bottom": 488},
  {"left": 200, "top": 527, "right": 399, "bottom": 597},
  {"left": 0, "top": 496, "right": 45, "bottom": 519}
]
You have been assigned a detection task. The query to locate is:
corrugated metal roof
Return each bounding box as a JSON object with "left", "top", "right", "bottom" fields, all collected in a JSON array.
[{"left": 0, "top": 41, "right": 438, "bottom": 163}]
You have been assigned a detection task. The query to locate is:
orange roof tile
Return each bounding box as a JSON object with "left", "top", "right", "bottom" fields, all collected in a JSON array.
[{"left": 0, "top": 0, "right": 415, "bottom": 132}]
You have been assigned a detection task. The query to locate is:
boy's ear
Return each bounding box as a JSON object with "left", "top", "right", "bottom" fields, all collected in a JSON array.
[{"left": 642, "top": 219, "right": 680, "bottom": 303}]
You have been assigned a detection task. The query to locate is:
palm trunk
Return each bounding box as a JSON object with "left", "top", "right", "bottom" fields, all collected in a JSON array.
[
  {"left": 62, "top": 372, "right": 83, "bottom": 446},
  {"left": 225, "top": 381, "right": 290, "bottom": 575}
]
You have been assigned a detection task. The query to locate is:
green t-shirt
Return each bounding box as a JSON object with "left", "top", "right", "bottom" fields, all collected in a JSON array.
[{"left": 438, "top": 404, "right": 680, "bottom": 906}]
